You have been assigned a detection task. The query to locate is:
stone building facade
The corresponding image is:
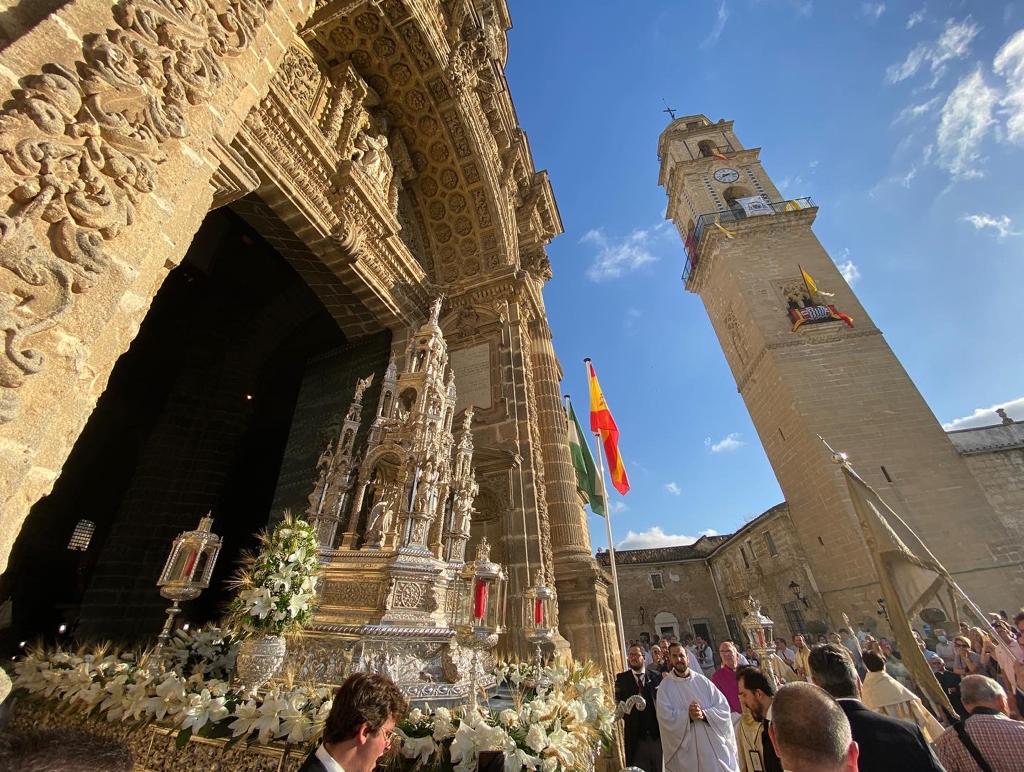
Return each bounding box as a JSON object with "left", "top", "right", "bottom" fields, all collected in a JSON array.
[
  {"left": 599, "top": 503, "right": 837, "bottom": 647},
  {"left": 949, "top": 415, "right": 1024, "bottom": 547},
  {"left": 656, "top": 114, "right": 1024, "bottom": 632},
  {"left": 0, "top": 0, "right": 618, "bottom": 675}
]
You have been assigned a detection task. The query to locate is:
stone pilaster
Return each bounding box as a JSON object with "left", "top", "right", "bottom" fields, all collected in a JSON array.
[{"left": 528, "top": 316, "right": 621, "bottom": 678}]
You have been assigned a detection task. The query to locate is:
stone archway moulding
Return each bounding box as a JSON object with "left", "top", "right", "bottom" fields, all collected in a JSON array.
[{"left": 0, "top": 0, "right": 314, "bottom": 572}]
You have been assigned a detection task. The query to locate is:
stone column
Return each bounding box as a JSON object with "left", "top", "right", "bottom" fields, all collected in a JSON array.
[
  {"left": 529, "top": 320, "right": 593, "bottom": 560},
  {"left": 528, "top": 317, "right": 622, "bottom": 678},
  {"left": 0, "top": 0, "right": 315, "bottom": 572}
]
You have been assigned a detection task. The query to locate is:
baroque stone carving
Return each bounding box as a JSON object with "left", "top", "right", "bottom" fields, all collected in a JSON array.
[
  {"left": 320, "top": 580, "right": 382, "bottom": 607},
  {"left": 390, "top": 579, "right": 428, "bottom": 609},
  {"left": 276, "top": 46, "right": 324, "bottom": 115},
  {"left": 0, "top": 0, "right": 272, "bottom": 422}
]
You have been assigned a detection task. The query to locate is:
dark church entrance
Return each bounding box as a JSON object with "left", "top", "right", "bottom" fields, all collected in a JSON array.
[{"left": 0, "top": 199, "right": 387, "bottom": 654}]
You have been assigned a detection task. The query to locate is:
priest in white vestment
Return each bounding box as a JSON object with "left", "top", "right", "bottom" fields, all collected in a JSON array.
[{"left": 656, "top": 641, "right": 740, "bottom": 772}]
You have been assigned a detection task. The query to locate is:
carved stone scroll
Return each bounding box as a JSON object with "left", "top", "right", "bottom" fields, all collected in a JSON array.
[{"left": 0, "top": 0, "right": 274, "bottom": 423}]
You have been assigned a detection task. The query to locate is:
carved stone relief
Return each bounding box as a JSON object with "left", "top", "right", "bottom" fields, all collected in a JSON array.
[{"left": 0, "top": 0, "right": 273, "bottom": 422}]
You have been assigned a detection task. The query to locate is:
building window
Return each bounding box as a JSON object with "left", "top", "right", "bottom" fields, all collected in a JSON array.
[
  {"left": 650, "top": 572, "right": 664, "bottom": 589},
  {"left": 740, "top": 547, "right": 750, "bottom": 569},
  {"left": 783, "top": 601, "right": 807, "bottom": 637},
  {"left": 67, "top": 519, "right": 95, "bottom": 551},
  {"left": 726, "top": 614, "right": 742, "bottom": 644},
  {"left": 765, "top": 531, "right": 779, "bottom": 557}
]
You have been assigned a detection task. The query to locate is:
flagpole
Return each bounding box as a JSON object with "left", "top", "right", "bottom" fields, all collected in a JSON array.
[{"left": 591, "top": 424, "right": 628, "bottom": 668}]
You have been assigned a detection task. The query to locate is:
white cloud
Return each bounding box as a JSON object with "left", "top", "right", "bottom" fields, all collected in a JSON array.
[
  {"left": 582, "top": 227, "right": 659, "bottom": 281},
  {"left": 893, "top": 95, "right": 942, "bottom": 124},
  {"left": 778, "top": 174, "right": 806, "bottom": 195},
  {"left": 752, "top": 0, "right": 813, "bottom": 17},
  {"left": 993, "top": 29, "right": 1024, "bottom": 143},
  {"left": 837, "top": 260, "right": 861, "bottom": 284},
  {"left": 701, "top": 1, "right": 729, "bottom": 50},
  {"left": 886, "top": 17, "right": 979, "bottom": 85},
  {"left": 962, "top": 213, "right": 1020, "bottom": 238},
  {"left": 617, "top": 526, "right": 720, "bottom": 550},
  {"left": 861, "top": 3, "right": 886, "bottom": 21},
  {"left": 936, "top": 67, "right": 998, "bottom": 179},
  {"left": 705, "top": 432, "right": 745, "bottom": 453},
  {"left": 665, "top": 481, "right": 682, "bottom": 496},
  {"left": 907, "top": 9, "right": 926, "bottom": 29},
  {"left": 942, "top": 396, "right": 1024, "bottom": 430},
  {"left": 609, "top": 500, "right": 628, "bottom": 514}
]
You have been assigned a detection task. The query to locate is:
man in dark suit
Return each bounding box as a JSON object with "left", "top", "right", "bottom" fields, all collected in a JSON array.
[
  {"left": 808, "top": 643, "right": 944, "bottom": 771},
  {"left": 298, "top": 672, "right": 408, "bottom": 772},
  {"left": 737, "top": 666, "right": 783, "bottom": 772},
  {"left": 615, "top": 643, "right": 662, "bottom": 772}
]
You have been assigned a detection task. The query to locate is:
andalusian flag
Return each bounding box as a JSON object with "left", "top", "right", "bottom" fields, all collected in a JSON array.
[
  {"left": 566, "top": 398, "right": 605, "bottom": 516},
  {"left": 585, "top": 359, "right": 630, "bottom": 495}
]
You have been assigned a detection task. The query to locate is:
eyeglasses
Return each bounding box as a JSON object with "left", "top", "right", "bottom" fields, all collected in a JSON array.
[{"left": 954, "top": 643, "right": 969, "bottom": 648}]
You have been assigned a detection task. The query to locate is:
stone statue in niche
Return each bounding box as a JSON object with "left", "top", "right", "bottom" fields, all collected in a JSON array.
[
  {"left": 452, "top": 478, "right": 477, "bottom": 534},
  {"left": 364, "top": 483, "right": 396, "bottom": 545},
  {"left": 351, "top": 114, "right": 394, "bottom": 196}
]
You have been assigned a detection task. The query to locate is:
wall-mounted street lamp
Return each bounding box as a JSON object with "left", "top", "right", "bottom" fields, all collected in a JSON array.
[{"left": 789, "top": 580, "right": 810, "bottom": 609}]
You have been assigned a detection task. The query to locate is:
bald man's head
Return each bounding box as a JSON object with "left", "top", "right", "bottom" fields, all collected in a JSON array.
[{"left": 769, "top": 682, "right": 858, "bottom": 772}]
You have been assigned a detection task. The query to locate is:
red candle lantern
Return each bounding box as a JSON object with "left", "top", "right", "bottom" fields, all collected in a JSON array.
[{"left": 457, "top": 537, "right": 507, "bottom": 636}]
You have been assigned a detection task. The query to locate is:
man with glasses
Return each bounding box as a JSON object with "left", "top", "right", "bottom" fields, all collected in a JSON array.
[
  {"left": 298, "top": 672, "right": 408, "bottom": 772},
  {"left": 616, "top": 643, "right": 663, "bottom": 771}
]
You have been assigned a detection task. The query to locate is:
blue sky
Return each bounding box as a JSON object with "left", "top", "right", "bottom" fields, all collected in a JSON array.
[{"left": 503, "top": 1, "right": 1024, "bottom": 551}]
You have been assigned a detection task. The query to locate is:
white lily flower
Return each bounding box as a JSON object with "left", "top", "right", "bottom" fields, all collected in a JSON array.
[
  {"left": 398, "top": 732, "right": 436, "bottom": 764},
  {"left": 181, "top": 689, "right": 229, "bottom": 732},
  {"left": 229, "top": 699, "right": 262, "bottom": 737}
]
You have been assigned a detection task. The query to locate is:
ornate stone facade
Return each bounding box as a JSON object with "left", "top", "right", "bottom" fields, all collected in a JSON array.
[{"left": 0, "top": 0, "right": 618, "bottom": 683}]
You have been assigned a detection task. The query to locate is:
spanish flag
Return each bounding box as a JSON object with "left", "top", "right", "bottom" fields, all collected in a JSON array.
[{"left": 585, "top": 359, "right": 630, "bottom": 495}]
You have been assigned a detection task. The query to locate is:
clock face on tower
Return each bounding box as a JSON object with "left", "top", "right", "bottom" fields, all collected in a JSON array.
[{"left": 713, "top": 168, "right": 740, "bottom": 184}]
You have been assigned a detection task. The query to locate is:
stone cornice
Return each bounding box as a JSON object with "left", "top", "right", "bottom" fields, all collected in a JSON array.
[{"left": 687, "top": 208, "right": 818, "bottom": 294}]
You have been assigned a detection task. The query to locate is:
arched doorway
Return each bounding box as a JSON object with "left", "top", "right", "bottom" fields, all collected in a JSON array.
[
  {"left": 0, "top": 202, "right": 389, "bottom": 650},
  {"left": 654, "top": 611, "right": 680, "bottom": 639}
]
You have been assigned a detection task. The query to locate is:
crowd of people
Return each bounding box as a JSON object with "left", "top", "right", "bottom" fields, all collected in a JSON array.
[{"left": 617, "top": 613, "right": 1024, "bottom": 771}]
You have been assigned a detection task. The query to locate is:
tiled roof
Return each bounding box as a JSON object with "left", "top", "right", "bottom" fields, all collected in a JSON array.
[
  {"left": 948, "top": 421, "right": 1024, "bottom": 455},
  {"left": 595, "top": 501, "right": 788, "bottom": 566},
  {"left": 596, "top": 534, "right": 730, "bottom": 566}
]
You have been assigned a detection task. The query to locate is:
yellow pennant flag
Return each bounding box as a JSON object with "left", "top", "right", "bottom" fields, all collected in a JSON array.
[
  {"left": 800, "top": 265, "right": 835, "bottom": 298},
  {"left": 800, "top": 265, "right": 818, "bottom": 295},
  {"left": 715, "top": 216, "right": 735, "bottom": 238}
]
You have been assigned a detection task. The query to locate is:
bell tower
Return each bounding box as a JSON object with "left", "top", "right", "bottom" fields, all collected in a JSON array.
[{"left": 658, "top": 115, "right": 1023, "bottom": 623}]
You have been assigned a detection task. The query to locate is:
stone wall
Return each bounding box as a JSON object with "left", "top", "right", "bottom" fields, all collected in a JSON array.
[
  {"left": 966, "top": 449, "right": 1024, "bottom": 543},
  {"left": 597, "top": 538, "right": 727, "bottom": 645},
  {"left": 708, "top": 504, "right": 834, "bottom": 639},
  {"left": 270, "top": 330, "right": 391, "bottom": 518}
]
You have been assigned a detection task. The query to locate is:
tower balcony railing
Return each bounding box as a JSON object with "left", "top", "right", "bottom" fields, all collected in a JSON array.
[{"left": 681, "top": 197, "right": 816, "bottom": 284}]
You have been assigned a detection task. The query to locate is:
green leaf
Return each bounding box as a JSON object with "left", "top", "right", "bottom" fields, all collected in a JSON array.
[{"left": 175, "top": 726, "right": 193, "bottom": 749}]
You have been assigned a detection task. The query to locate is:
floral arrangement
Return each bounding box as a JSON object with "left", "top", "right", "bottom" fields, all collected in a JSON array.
[
  {"left": 225, "top": 511, "right": 320, "bottom": 637},
  {"left": 12, "top": 642, "right": 332, "bottom": 748},
  {"left": 13, "top": 643, "right": 612, "bottom": 768},
  {"left": 165, "top": 626, "right": 239, "bottom": 681},
  {"left": 390, "top": 660, "right": 614, "bottom": 772}
]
